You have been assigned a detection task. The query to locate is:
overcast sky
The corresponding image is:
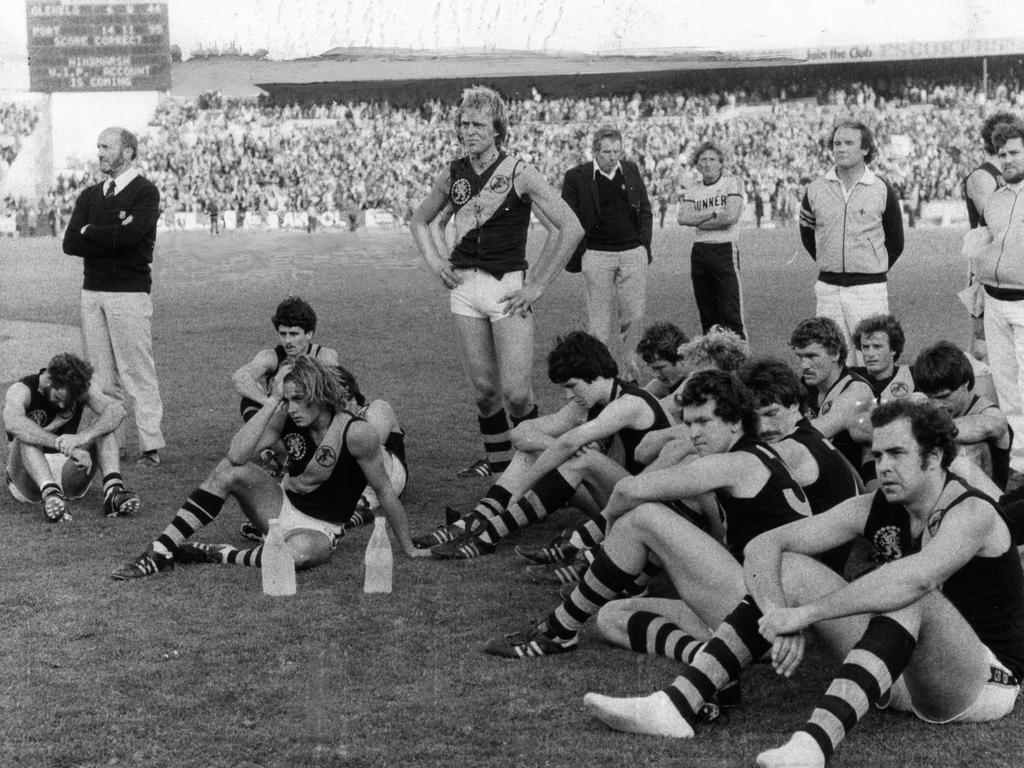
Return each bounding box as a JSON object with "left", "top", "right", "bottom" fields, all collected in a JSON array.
[{"left": 0, "top": 0, "right": 1018, "bottom": 88}]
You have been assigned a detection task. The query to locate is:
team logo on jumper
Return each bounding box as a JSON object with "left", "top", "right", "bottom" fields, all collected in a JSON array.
[
  {"left": 820, "top": 401, "right": 833, "bottom": 415},
  {"left": 27, "top": 409, "right": 48, "bottom": 426},
  {"left": 283, "top": 432, "right": 308, "bottom": 461},
  {"left": 450, "top": 178, "right": 472, "bottom": 205},
  {"left": 872, "top": 524, "right": 903, "bottom": 562},
  {"left": 890, "top": 382, "right": 910, "bottom": 397},
  {"left": 489, "top": 174, "right": 510, "bottom": 194}
]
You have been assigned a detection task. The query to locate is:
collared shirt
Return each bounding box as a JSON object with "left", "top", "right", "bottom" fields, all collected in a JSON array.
[
  {"left": 593, "top": 160, "right": 622, "bottom": 182},
  {"left": 105, "top": 166, "right": 140, "bottom": 196},
  {"left": 825, "top": 164, "right": 875, "bottom": 201}
]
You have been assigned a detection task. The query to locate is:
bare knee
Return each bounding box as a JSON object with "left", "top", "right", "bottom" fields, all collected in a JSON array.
[
  {"left": 210, "top": 457, "right": 249, "bottom": 488},
  {"left": 617, "top": 503, "right": 667, "bottom": 537},
  {"left": 503, "top": 386, "right": 533, "bottom": 416}
]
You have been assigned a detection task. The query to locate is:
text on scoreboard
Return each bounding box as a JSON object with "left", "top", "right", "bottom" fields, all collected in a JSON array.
[{"left": 26, "top": 1, "right": 171, "bottom": 92}]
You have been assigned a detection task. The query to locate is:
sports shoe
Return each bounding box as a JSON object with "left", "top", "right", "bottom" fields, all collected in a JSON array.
[
  {"left": 524, "top": 557, "right": 589, "bottom": 586},
  {"left": 41, "top": 491, "right": 70, "bottom": 523},
  {"left": 103, "top": 488, "right": 141, "bottom": 518},
  {"left": 456, "top": 458, "right": 492, "bottom": 478},
  {"left": 484, "top": 623, "right": 578, "bottom": 658},
  {"left": 344, "top": 506, "right": 375, "bottom": 530},
  {"left": 135, "top": 450, "right": 161, "bottom": 467},
  {"left": 176, "top": 542, "right": 228, "bottom": 565},
  {"left": 111, "top": 549, "right": 174, "bottom": 580},
  {"left": 515, "top": 529, "right": 579, "bottom": 565},
  {"left": 430, "top": 531, "right": 495, "bottom": 560},
  {"left": 239, "top": 521, "right": 265, "bottom": 542},
  {"left": 358, "top": 487, "right": 381, "bottom": 511},
  {"left": 755, "top": 732, "right": 826, "bottom": 768},
  {"left": 697, "top": 681, "right": 742, "bottom": 724},
  {"left": 412, "top": 508, "right": 472, "bottom": 549}
]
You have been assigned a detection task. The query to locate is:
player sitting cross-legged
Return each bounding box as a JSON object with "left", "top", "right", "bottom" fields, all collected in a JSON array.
[
  {"left": 111, "top": 357, "right": 428, "bottom": 580},
  {"left": 4, "top": 352, "right": 140, "bottom": 522}
]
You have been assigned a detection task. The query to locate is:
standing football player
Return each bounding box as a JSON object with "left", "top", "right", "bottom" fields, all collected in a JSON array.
[{"left": 410, "top": 85, "right": 583, "bottom": 480}]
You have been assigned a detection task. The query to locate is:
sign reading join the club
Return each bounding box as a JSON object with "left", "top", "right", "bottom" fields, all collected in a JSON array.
[{"left": 25, "top": 0, "right": 171, "bottom": 93}]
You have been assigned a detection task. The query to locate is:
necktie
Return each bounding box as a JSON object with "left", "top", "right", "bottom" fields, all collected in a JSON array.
[{"left": 104, "top": 181, "right": 115, "bottom": 198}]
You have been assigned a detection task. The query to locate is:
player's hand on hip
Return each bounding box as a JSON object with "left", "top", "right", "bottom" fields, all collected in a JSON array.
[
  {"left": 436, "top": 265, "right": 461, "bottom": 290},
  {"left": 500, "top": 283, "right": 541, "bottom": 318}
]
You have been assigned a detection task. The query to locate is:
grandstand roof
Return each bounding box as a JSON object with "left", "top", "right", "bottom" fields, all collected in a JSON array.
[{"left": 172, "top": 37, "right": 1024, "bottom": 101}]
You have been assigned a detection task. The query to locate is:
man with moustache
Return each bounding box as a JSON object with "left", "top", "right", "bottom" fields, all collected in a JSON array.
[{"left": 974, "top": 120, "right": 1024, "bottom": 477}]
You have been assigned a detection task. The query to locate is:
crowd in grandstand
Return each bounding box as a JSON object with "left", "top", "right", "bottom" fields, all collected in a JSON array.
[
  {"left": 5, "top": 72, "right": 1024, "bottom": 232},
  {"left": 0, "top": 101, "right": 39, "bottom": 169}
]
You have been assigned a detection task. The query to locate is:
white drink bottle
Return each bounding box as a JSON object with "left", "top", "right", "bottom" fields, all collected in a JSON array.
[
  {"left": 363, "top": 515, "right": 393, "bottom": 593},
  {"left": 262, "top": 519, "right": 297, "bottom": 596}
]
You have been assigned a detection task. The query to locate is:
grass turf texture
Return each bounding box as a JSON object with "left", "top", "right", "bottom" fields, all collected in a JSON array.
[{"left": 2, "top": 225, "right": 1022, "bottom": 767}]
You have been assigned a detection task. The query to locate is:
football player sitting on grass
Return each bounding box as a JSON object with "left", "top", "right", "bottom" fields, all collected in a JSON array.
[
  {"left": 584, "top": 400, "right": 1024, "bottom": 768},
  {"left": 111, "top": 357, "right": 428, "bottom": 580},
  {"left": 483, "top": 369, "right": 813, "bottom": 659},
  {"left": 414, "top": 331, "right": 670, "bottom": 560},
  {"left": 3, "top": 352, "right": 140, "bottom": 522}
]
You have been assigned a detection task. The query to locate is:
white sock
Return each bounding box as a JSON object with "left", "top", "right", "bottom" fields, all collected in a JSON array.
[
  {"left": 583, "top": 691, "right": 694, "bottom": 738},
  {"left": 755, "top": 732, "right": 825, "bottom": 768}
]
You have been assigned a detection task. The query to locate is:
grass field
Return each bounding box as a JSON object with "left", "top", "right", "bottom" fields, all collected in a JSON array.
[{"left": 2, "top": 224, "right": 1022, "bottom": 768}]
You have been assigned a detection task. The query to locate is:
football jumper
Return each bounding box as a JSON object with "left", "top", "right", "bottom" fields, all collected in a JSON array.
[
  {"left": 806, "top": 366, "right": 870, "bottom": 473},
  {"left": 356, "top": 402, "right": 407, "bottom": 471},
  {"left": 959, "top": 394, "right": 1013, "bottom": 491},
  {"left": 280, "top": 416, "right": 366, "bottom": 526},
  {"left": 448, "top": 154, "right": 531, "bottom": 277},
  {"left": 855, "top": 365, "right": 916, "bottom": 403},
  {"left": 787, "top": 418, "right": 864, "bottom": 514},
  {"left": 6, "top": 370, "right": 85, "bottom": 453},
  {"left": 853, "top": 365, "right": 916, "bottom": 478},
  {"left": 239, "top": 342, "right": 328, "bottom": 420},
  {"left": 595, "top": 378, "right": 671, "bottom": 475},
  {"left": 864, "top": 473, "right": 1024, "bottom": 678},
  {"left": 964, "top": 161, "right": 1002, "bottom": 229},
  {"left": 787, "top": 417, "right": 864, "bottom": 572},
  {"left": 717, "top": 434, "right": 811, "bottom": 559}
]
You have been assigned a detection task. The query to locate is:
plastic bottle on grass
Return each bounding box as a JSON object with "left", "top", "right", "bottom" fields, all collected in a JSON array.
[
  {"left": 363, "top": 515, "right": 393, "bottom": 593},
  {"left": 262, "top": 519, "right": 296, "bottom": 596}
]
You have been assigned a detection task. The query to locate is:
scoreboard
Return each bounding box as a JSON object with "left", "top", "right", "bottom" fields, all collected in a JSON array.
[{"left": 26, "top": 1, "right": 171, "bottom": 92}]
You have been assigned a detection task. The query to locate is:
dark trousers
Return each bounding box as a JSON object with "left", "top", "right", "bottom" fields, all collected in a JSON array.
[{"left": 690, "top": 241, "right": 745, "bottom": 338}]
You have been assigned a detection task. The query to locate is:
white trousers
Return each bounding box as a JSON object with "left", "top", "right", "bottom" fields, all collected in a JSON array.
[
  {"left": 814, "top": 281, "right": 889, "bottom": 366},
  {"left": 80, "top": 290, "right": 166, "bottom": 452},
  {"left": 983, "top": 294, "right": 1024, "bottom": 472}
]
